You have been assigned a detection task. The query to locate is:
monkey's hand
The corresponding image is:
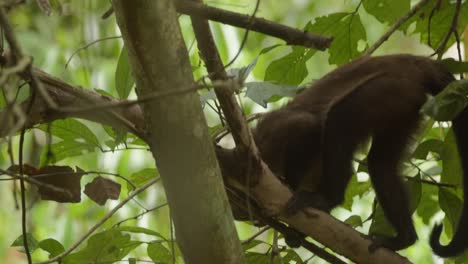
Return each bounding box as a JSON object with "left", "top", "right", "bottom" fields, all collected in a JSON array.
[{"left": 285, "top": 190, "right": 332, "bottom": 214}]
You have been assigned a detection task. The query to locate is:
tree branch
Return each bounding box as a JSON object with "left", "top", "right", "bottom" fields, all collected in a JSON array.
[{"left": 101, "top": 0, "right": 332, "bottom": 50}]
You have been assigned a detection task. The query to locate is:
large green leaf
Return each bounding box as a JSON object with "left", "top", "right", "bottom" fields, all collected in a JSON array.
[
  {"left": 422, "top": 80, "right": 468, "bottom": 121},
  {"left": 39, "top": 119, "right": 100, "bottom": 146},
  {"left": 11, "top": 233, "right": 40, "bottom": 253},
  {"left": 305, "top": 12, "right": 367, "bottom": 65},
  {"left": 441, "top": 130, "right": 463, "bottom": 186},
  {"left": 363, "top": 0, "right": 410, "bottom": 25},
  {"left": 127, "top": 168, "right": 159, "bottom": 192},
  {"left": 264, "top": 46, "right": 314, "bottom": 85},
  {"left": 62, "top": 229, "right": 142, "bottom": 264},
  {"left": 115, "top": 46, "right": 134, "bottom": 99},
  {"left": 39, "top": 238, "right": 65, "bottom": 258},
  {"left": 412, "top": 139, "right": 444, "bottom": 160},
  {"left": 405, "top": 0, "right": 468, "bottom": 51},
  {"left": 439, "top": 188, "right": 462, "bottom": 236},
  {"left": 147, "top": 242, "right": 173, "bottom": 263},
  {"left": 342, "top": 174, "right": 371, "bottom": 211},
  {"left": 245, "top": 82, "right": 301, "bottom": 107},
  {"left": 416, "top": 183, "right": 439, "bottom": 225}
]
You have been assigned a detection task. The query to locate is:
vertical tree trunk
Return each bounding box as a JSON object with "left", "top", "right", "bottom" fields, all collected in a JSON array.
[{"left": 112, "top": 1, "right": 245, "bottom": 263}]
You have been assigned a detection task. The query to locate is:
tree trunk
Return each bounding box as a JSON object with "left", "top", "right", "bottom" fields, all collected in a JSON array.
[{"left": 112, "top": 1, "right": 245, "bottom": 263}]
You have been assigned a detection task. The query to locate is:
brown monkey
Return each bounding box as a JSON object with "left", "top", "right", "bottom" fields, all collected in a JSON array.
[{"left": 218, "top": 54, "right": 468, "bottom": 255}]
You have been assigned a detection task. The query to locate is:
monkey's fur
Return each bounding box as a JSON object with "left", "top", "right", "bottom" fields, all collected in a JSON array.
[{"left": 217, "top": 54, "right": 468, "bottom": 256}]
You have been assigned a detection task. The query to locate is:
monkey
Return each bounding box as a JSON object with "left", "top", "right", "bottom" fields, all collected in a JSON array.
[{"left": 216, "top": 54, "right": 468, "bottom": 256}]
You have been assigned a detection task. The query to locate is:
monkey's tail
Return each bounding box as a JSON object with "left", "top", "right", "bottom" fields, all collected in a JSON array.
[{"left": 430, "top": 107, "right": 468, "bottom": 257}]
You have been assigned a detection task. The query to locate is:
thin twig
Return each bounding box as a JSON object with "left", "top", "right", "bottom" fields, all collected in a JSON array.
[
  {"left": 223, "top": 0, "right": 260, "bottom": 69},
  {"left": 112, "top": 202, "right": 168, "bottom": 227},
  {"left": 18, "top": 127, "right": 32, "bottom": 263},
  {"left": 65, "top": 35, "right": 122, "bottom": 68},
  {"left": 241, "top": 226, "right": 270, "bottom": 244},
  {"left": 57, "top": 79, "right": 237, "bottom": 115},
  {"left": 364, "top": 0, "right": 431, "bottom": 56},
  {"left": 35, "top": 176, "right": 161, "bottom": 264}
]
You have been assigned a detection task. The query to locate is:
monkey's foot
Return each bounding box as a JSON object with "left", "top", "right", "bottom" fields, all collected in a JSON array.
[
  {"left": 368, "top": 233, "right": 417, "bottom": 252},
  {"left": 285, "top": 190, "right": 332, "bottom": 215}
]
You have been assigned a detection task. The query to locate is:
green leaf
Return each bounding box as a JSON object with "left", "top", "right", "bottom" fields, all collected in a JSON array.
[
  {"left": 42, "top": 140, "right": 96, "bottom": 163},
  {"left": 441, "top": 130, "right": 463, "bottom": 186},
  {"left": 344, "top": 215, "right": 363, "bottom": 227},
  {"left": 422, "top": 80, "right": 468, "bottom": 121},
  {"left": 227, "top": 58, "right": 258, "bottom": 82},
  {"left": 39, "top": 119, "right": 100, "bottom": 146},
  {"left": 200, "top": 90, "right": 217, "bottom": 107},
  {"left": 260, "top": 44, "right": 282, "bottom": 55},
  {"left": 442, "top": 58, "right": 468, "bottom": 75},
  {"left": 115, "top": 46, "right": 134, "bottom": 99},
  {"left": 38, "top": 119, "right": 101, "bottom": 162},
  {"left": 407, "top": 1, "right": 468, "bottom": 51},
  {"left": 127, "top": 168, "right": 159, "bottom": 191},
  {"left": 412, "top": 139, "right": 444, "bottom": 160},
  {"left": 416, "top": 183, "right": 439, "bottom": 224},
  {"left": 245, "top": 252, "right": 270, "bottom": 263},
  {"left": 245, "top": 82, "right": 301, "bottom": 108},
  {"left": 342, "top": 174, "right": 371, "bottom": 211},
  {"left": 305, "top": 12, "right": 367, "bottom": 65},
  {"left": 63, "top": 229, "right": 142, "bottom": 264},
  {"left": 242, "top": 239, "right": 263, "bottom": 251},
  {"left": 369, "top": 203, "right": 395, "bottom": 237},
  {"left": 0, "top": 89, "right": 5, "bottom": 109},
  {"left": 264, "top": 46, "right": 314, "bottom": 85},
  {"left": 117, "top": 226, "right": 166, "bottom": 239},
  {"left": 363, "top": 0, "right": 410, "bottom": 25},
  {"left": 39, "top": 238, "right": 65, "bottom": 258},
  {"left": 282, "top": 249, "right": 304, "bottom": 263},
  {"left": 147, "top": 242, "right": 173, "bottom": 263},
  {"left": 103, "top": 125, "right": 127, "bottom": 151},
  {"left": 406, "top": 177, "right": 422, "bottom": 212},
  {"left": 11, "top": 233, "right": 40, "bottom": 253},
  {"left": 439, "top": 188, "right": 463, "bottom": 234}
]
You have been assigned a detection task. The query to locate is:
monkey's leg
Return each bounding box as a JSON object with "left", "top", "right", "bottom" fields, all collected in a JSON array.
[
  {"left": 287, "top": 92, "right": 363, "bottom": 213},
  {"left": 367, "top": 127, "right": 418, "bottom": 252}
]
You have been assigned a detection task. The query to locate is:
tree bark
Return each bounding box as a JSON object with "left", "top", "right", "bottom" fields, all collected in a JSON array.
[{"left": 112, "top": 1, "right": 245, "bottom": 263}]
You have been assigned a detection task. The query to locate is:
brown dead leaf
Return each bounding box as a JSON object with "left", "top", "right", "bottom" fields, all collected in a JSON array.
[
  {"left": 84, "top": 176, "right": 121, "bottom": 205},
  {"left": 32, "top": 166, "right": 83, "bottom": 203}
]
